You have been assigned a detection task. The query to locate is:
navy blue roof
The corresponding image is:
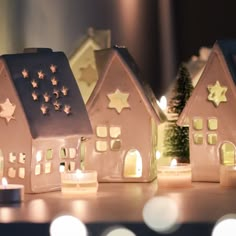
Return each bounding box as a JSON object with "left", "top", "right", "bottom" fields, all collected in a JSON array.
[
  {"left": 217, "top": 40, "right": 236, "bottom": 84},
  {"left": 2, "top": 49, "right": 92, "bottom": 138}
]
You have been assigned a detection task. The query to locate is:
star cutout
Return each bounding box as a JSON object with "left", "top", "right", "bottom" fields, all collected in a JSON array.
[
  {"left": 38, "top": 70, "right": 45, "bottom": 79},
  {"left": 107, "top": 89, "right": 130, "bottom": 113},
  {"left": 43, "top": 93, "right": 50, "bottom": 103},
  {"left": 50, "top": 64, "right": 57, "bottom": 73},
  {"left": 51, "top": 77, "right": 58, "bottom": 86},
  {"left": 32, "top": 91, "right": 38, "bottom": 101},
  {"left": 61, "top": 86, "right": 69, "bottom": 96},
  {"left": 31, "top": 79, "right": 38, "bottom": 88},
  {"left": 207, "top": 80, "right": 228, "bottom": 107},
  {"left": 40, "top": 104, "right": 48, "bottom": 115},
  {"left": 0, "top": 98, "right": 16, "bottom": 123},
  {"left": 79, "top": 64, "right": 98, "bottom": 85},
  {"left": 64, "top": 105, "right": 71, "bottom": 115},
  {"left": 22, "top": 69, "right": 29, "bottom": 78}
]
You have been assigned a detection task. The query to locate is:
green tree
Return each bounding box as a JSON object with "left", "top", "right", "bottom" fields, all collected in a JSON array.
[{"left": 163, "top": 63, "right": 194, "bottom": 163}]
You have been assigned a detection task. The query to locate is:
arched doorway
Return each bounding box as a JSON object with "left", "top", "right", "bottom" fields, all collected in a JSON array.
[
  {"left": 220, "top": 142, "right": 235, "bottom": 165},
  {"left": 123, "top": 149, "right": 142, "bottom": 178}
]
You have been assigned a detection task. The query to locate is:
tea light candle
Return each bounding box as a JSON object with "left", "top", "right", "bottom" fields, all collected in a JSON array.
[
  {"left": 157, "top": 159, "right": 192, "bottom": 188},
  {"left": 220, "top": 165, "right": 236, "bottom": 187},
  {"left": 0, "top": 177, "right": 24, "bottom": 204},
  {"left": 61, "top": 169, "right": 98, "bottom": 194}
]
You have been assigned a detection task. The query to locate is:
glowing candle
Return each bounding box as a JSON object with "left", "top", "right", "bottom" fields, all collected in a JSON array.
[
  {"left": 220, "top": 165, "right": 236, "bottom": 187},
  {"left": 61, "top": 170, "right": 98, "bottom": 194},
  {"left": 157, "top": 159, "right": 192, "bottom": 188},
  {"left": 0, "top": 177, "right": 24, "bottom": 204}
]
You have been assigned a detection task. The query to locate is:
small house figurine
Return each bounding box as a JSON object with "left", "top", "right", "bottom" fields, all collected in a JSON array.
[
  {"left": 178, "top": 40, "right": 236, "bottom": 182},
  {"left": 69, "top": 28, "right": 111, "bottom": 103},
  {"left": 0, "top": 48, "right": 92, "bottom": 193},
  {"left": 84, "top": 46, "right": 166, "bottom": 182}
]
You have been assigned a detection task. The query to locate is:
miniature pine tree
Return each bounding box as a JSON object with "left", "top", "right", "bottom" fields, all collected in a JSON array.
[{"left": 163, "top": 63, "right": 194, "bottom": 163}]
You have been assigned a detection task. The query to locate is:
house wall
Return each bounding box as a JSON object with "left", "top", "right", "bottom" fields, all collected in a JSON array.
[
  {"left": 0, "top": 60, "right": 32, "bottom": 187},
  {"left": 85, "top": 55, "right": 154, "bottom": 182},
  {"left": 187, "top": 52, "right": 236, "bottom": 181}
]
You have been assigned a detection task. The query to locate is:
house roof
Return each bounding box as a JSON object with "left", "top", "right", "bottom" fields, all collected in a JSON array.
[
  {"left": 177, "top": 39, "right": 236, "bottom": 127},
  {"left": 88, "top": 46, "right": 166, "bottom": 123},
  {"left": 2, "top": 48, "right": 92, "bottom": 138}
]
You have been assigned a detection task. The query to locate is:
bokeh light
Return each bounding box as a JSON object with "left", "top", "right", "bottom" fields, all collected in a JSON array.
[
  {"left": 212, "top": 214, "right": 236, "bottom": 236},
  {"left": 103, "top": 226, "right": 136, "bottom": 236},
  {"left": 50, "top": 215, "right": 87, "bottom": 236},
  {"left": 142, "top": 196, "right": 179, "bottom": 233}
]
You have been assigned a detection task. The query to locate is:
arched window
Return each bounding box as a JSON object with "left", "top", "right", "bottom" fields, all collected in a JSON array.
[
  {"left": 123, "top": 149, "right": 142, "bottom": 178},
  {"left": 220, "top": 142, "right": 235, "bottom": 165}
]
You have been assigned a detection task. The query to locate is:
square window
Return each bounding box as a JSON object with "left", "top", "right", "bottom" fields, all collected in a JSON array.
[
  {"left": 208, "top": 118, "right": 218, "bottom": 130},
  {"left": 8, "top": 167, "right": 16, "bottom": 178},
  {"left": 193, "top": 133, "right": 203, "bottom": 144},
  {"left": 45, "top": 162, "right": 51, "bottom": 174},
  {"left": 18, "top": 167, "right": 25, "bottom": 179},
  {"left": 35, "top": 164, "right": 41, "bottom": 175},
  {"left": 9, "top": 152, "right": 16, "bottom": 163},
  {"left": 208, "top": 133, "right": 217, "bottom": 145},
  {"left": 19, "top": 153, "right": 26, "bottom": 164},
  {"left": 96, "top": 141, "right": 107, "bottom": 152},
  {"left": 110, "top": 127, "right": 121, "bottom": 138},
  {"left": 46, "top": 149, "right": 53, "bottom": 160},
  {"left": 96, "top": 126, "right": 108, "bottom": 138},
  {"left": 193, "top": 118, "right": 203, "bottom": 130},
  {"left": 110, "top": 139, "right": 121, "bottom": 151}
]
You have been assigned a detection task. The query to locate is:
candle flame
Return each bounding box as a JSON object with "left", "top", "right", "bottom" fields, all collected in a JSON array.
[
  {"left": 2, "top": 177, "right": 8, "bottom": 188},
  {"left": 156, "top": 151, "right": 161, "bottom": 160},
  {"left": 170, "top": 159, "right": 177, "bottom": 167},
  {"left": 159, "top": 96, "right": 167, "bottom": 111}
]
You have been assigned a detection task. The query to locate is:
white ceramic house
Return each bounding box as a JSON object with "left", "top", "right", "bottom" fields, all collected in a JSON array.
[
  {"left": 69, "top": 28, "right": 111, "bottom": 103},
  {"left": 178, "top": 40, "right": 236, "bottom": 182},
  {"left": 0, "top": 48, "right": 92, "bottom": 193},
  {"left": 85, "top": 46, "right": 166, "bottom": 182}
]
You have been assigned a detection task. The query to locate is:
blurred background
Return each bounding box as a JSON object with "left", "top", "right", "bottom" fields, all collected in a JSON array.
[{"left": 0, "top": 0, "right": 236, "bottom": 97}]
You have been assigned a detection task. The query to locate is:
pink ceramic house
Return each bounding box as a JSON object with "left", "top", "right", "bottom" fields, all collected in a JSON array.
[
  {"left": 178, "top": 40, "right": 236, "bottom": 182},
  {"left": 0, "top": 48, "right": 92, "bottom": 193},
  {"left": 84, "top": 46, "right": 166, "bottom": 182}
]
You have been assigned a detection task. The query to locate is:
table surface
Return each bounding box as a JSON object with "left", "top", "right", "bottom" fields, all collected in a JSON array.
[{"left": 0, "top": 180, "right": 235, "bottom": 225}]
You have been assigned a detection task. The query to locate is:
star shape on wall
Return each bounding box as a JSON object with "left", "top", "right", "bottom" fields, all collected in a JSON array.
[
  {"left": 107, "top": 89, "right": 130, "bottom": 113},
  {"left": 50, "top": 64, "right": 57, "bottom": 73},
  {"left": 0, "top": 98, "right": 16, "bottom": 123},
  {"left": 22, "top": 69, "right": 29, "bottom": 78},
  {"left": 207, "top": 80, "right": 228, "bottom": 107}
]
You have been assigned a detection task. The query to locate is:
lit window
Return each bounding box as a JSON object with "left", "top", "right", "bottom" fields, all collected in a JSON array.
[
  {"left": 96, "top": 126, "right": 108, "bottom": 137},
  {"left": 35, "top": 164, "right": 41, "bottom": 175},
  {"left": 193, "top": 118, "right": 203, "bottom": 130},
  {"left": 8, "top": 167, "right": 16, "bottom": 178},
  {"left": 110, "top": 127, "right": 121, "bottom": 138},
  {"left": 96, "top": 141, "right": 107, "bottom": 152},
  {"left": 110, "top": 139, "right": 121, "bottom": 151},
  {"left": 18, "top": 167, "right": 25, "bottom": 179},
  {"left": 46, "top": 149, "right": 53, "bottom": 160},
  {"left": 36, "top": 151, "right": 43, "bottom": 162},
  {"left": 45, "top": 162, "right": 51, "bottom": 174},
  {"left": 69, "top": 148, "right": 76, "bottom": 158},
  {"left": 207, "top": 133, "right": 217, "bottom": 145},
  {"left": 193, "top": 133, "right": 203, "bottom": 144},
  {"left": 208, "top": 118, "right": 218, "bottom": 130},
  {"left": 221, "top": 143, "right": 235, "bottom": 165},
  {"left": 9, "top": 152, "right": 16, "bottom": 163},
  {"left": 19, "top": 153, "right": 26, "bottom": 164}
]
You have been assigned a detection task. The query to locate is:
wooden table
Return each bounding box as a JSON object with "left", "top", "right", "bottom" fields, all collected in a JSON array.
[{"left": 0, "top": 181, "right": 235, "bottom": 235}]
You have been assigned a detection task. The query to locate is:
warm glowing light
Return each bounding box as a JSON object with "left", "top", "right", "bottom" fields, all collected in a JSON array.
[
  {"left": 212, "top": 214, "right": 236, "bottom": 236},
  {"left": 156, "top": 151, "right": 161, "bottom": 159},
  {"left": 50, "top": 215, "right": 87, "bottom": 236},
  {"left": 36, "top": 151, "right": 42, "bottom": 162},
  {"left": 143, "top": 196, "right": 179, "bottom": 233},
  {"left": 1, "top": 177, "right": 8, "bottom": 188},
  {"left": 104, "top": 226, "right": 136, "bottom": 236},
  {"left": 159, "top": 96, "right": 167, "bottom": 111},
  {"left": 59, "top": 165, "right": 65, "bottom": 173},
  {"left": 170, "top": 159, "right": 177, "bottom": 167}
]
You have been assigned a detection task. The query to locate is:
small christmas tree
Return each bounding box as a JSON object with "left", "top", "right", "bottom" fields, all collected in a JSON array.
[{"left": 163, "top": 63, "right": 194, "bottom": 163}]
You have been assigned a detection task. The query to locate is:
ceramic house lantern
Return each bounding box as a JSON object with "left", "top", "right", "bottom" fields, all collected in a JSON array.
[
  {"left": 84, "top": 46, "right": 166, "bottom": 182},
  {"left": 177, "top": 40, "right": 236, "bottom": 182},
  {"left": 69, "top": 28, "right": 111, "bottom": 103},
  {"left": 0, "top": 48, "right": 92, "bottom": 193}
]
